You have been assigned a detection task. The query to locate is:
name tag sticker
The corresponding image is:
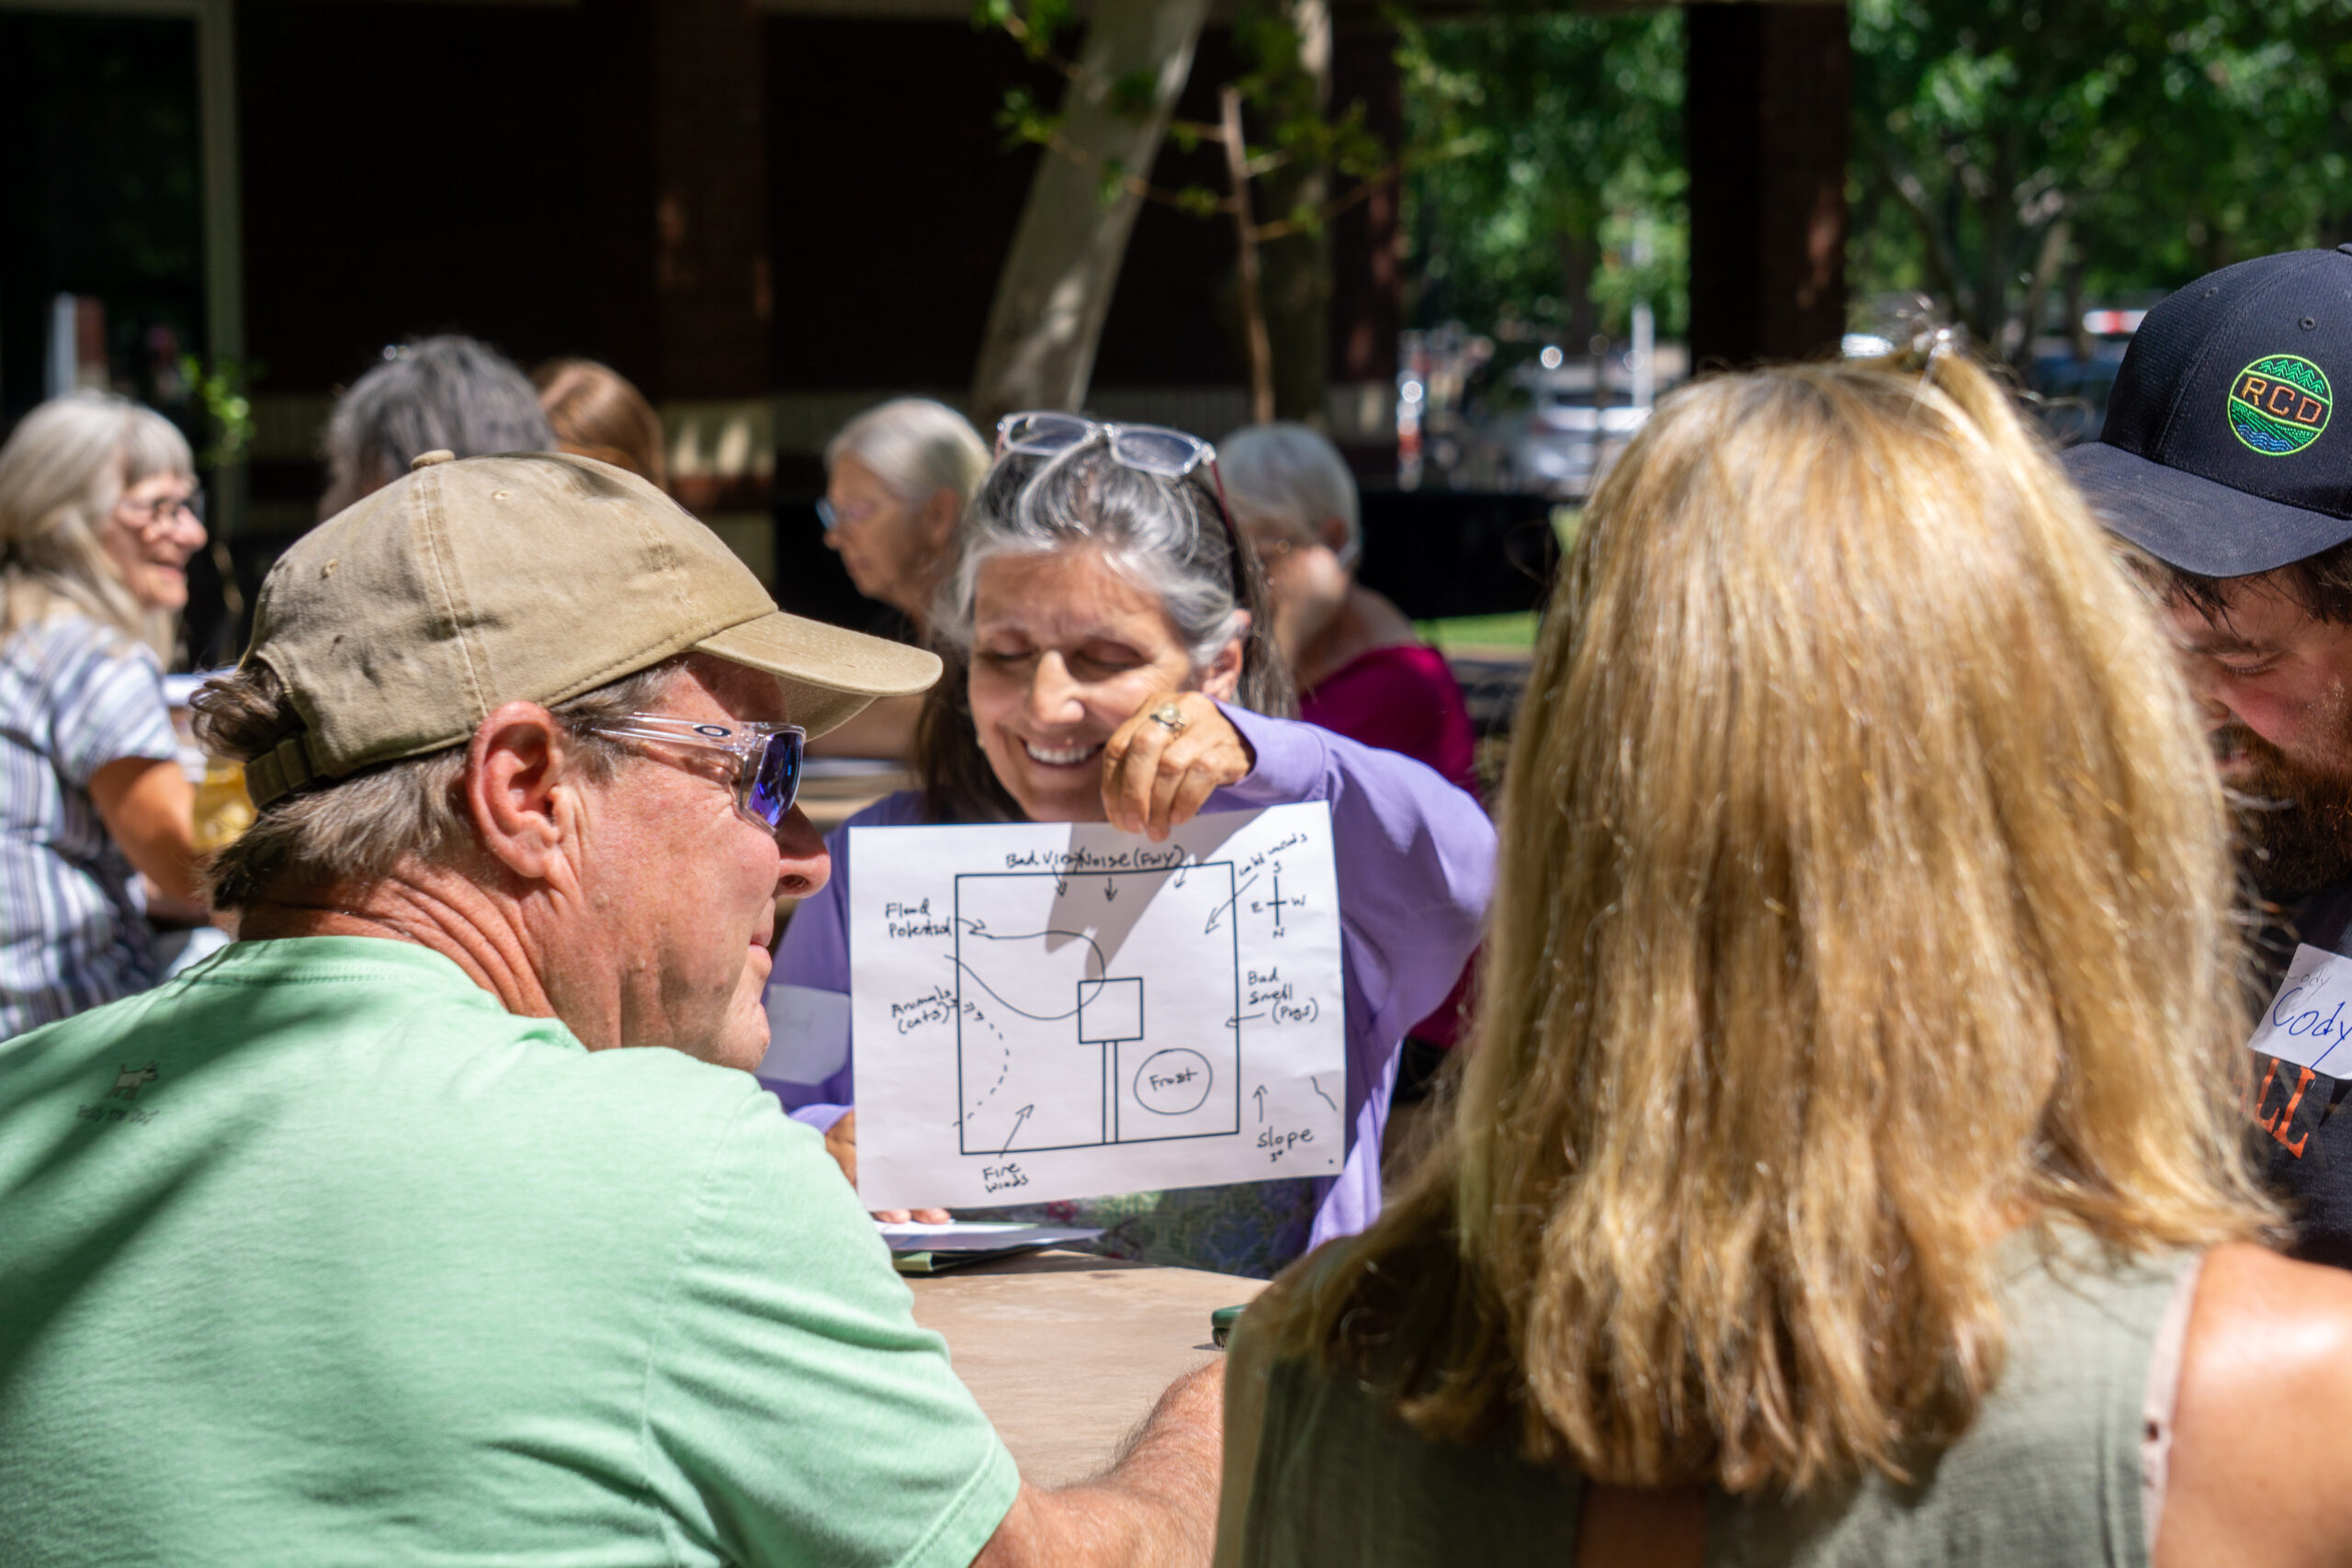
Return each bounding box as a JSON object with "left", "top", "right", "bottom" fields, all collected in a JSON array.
[{"left": 2248, "top": 943, "right": 2352, "bottom": 1076}]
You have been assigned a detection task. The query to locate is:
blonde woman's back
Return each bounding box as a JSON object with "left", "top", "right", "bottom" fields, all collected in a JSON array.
[
  {"left": 1223, "top": 1234, "right": 2352, "bottom": 1568},
  {"left": 1227, "top": 1225, "right": 2190, "bottom": 1568},
  {"left": 1216, "top": 355, "right": 2352, "bottom": 1567}
]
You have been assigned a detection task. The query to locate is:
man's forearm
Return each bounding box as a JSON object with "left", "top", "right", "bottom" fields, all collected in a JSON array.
[
  {"left": 1090, "top": 1359, "right": 1226, "bottom": 1556},
  {"left": 976, "top": 1360, "right": 1226, "bottom": 1568}
]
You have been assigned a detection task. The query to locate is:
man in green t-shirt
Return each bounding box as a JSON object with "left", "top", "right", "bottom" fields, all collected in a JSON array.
[{"left": 0, "top": 451, "right": 1223, "bottom": 1567}]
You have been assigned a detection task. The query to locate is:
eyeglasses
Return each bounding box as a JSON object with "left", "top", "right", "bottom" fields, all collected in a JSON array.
[
  {"left": 1242, "top": 526, "right": 1310, "bottom": 566},
  {"left": 117, "top": 487, "right": 204, "bottom": 531},
  {"left": 814, "top": 496, "right": 872, "bottom": 532},
  {"left": 572, "top": 713, "right": 806, "bottom": 831},
  {"left": 993, "top": 411, "right": 1246, "bottom": 595}
]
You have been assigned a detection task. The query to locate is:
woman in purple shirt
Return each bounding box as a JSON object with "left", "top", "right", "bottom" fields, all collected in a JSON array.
[{"left": 768, "top": 414, "right": 1494, "bottom": 1277}]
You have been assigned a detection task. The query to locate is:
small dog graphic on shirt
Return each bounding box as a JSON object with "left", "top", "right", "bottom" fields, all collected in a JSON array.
[{"left": 106, "top": 1063, "right": 158, "bottom": 1100}]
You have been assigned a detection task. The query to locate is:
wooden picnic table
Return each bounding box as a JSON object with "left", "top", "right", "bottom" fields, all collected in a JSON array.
[{"left": 906, "top": 1249, "right": 1266, "bottom": 1487}]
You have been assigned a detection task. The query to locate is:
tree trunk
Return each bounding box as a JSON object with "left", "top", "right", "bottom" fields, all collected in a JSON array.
[
  {"left": 968, "top": 0, "right": 1213, "bottom": 428},
  {"left": 1256, "top": 0, "right": 1333, "bottom": 426},
  {"left": 1222, "top": 86, "right": 1277, "bottom": 426},
  {"left": 2014, "top": 215, "right": 2070, "bottom": 369}
]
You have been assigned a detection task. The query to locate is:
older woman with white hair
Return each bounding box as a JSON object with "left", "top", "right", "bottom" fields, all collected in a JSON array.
[
  {"left": 770, "top": 413, "right": 1496, "bottom": 1276},
  {"left": 1223, "top": 423, "right": 1480, "bottom": 1067},
  {"left": 1220, "top": 423, "right": 1476, "bottom": 795},
  {"left": 810, "top": 397, "right": 990, "bottom": 758},
  {"left": 0, "top": 393, "right": 208, "bottom": 1036}
]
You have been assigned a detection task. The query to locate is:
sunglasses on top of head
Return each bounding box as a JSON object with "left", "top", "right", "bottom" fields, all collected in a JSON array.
[{"left": 993, "top": 411, "right": 1247, "bottom": 593}]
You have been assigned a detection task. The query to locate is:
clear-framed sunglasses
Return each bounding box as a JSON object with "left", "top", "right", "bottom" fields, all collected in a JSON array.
[
  {"left": 571, "top": 713, "right": 806, "bottom": 831},
  {"left": 996, "top": 411, "right": 1216, "bottom": 479},
  {"left": 993, "top": 411, "right": 1246, "bottom": 593}
]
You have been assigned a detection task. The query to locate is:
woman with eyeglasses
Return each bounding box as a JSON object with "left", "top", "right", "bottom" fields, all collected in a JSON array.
[
  {"left": 768, "top": 413, "right": 1497, "bottom": 1277},
  {"left": 0, "top": 392, "right": 209, "bottom": 1036},
  {"left": 1219, "top": 423, "right": 1476, "bottom": 800},
  {"left": 808, "top": 399, "right": 990, "bottom": 761},
  {"left": 1222, "top": 422, "right": 1482, "bottom": 1100}
]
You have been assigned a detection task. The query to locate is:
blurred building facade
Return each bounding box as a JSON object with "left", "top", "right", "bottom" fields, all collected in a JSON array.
[{"left": 3, "top": 0, "right": 1847, "bottom": 647}]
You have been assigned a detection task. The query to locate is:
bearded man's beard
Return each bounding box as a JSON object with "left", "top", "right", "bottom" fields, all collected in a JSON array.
[{"left": 2222, "top": 720, "right": 2352, "bottom": 902}]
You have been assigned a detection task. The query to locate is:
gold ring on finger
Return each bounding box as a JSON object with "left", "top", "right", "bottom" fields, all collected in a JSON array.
[{"left": 1149, "top": 702, "right": 1188, "bottom": 734}]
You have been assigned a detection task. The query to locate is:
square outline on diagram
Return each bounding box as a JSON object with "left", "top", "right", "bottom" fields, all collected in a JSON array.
[
  {"left": 953, "top": 862, "right": 1240, "bottom": 1156},
  {"left": 1076, "top": 976, "right": 1145, "bottom": 1043}
]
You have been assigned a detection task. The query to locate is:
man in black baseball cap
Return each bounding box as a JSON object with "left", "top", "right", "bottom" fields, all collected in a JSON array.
[{"left": 2068, "top": 244, "right": 2352, "bottom": 1267}]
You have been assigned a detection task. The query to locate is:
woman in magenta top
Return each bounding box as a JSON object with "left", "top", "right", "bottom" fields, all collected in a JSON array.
[
  {"left": 1223, "top": 423, "right": 1479, "bottom": 1047},
  {"left": 1220, "top": 424, "right": 1476, "bottom": 795}
]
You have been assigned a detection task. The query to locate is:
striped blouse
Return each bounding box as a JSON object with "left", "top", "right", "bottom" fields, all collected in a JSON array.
[{"left": 0, "top": 615, "right": 178, "bottom": 1038}]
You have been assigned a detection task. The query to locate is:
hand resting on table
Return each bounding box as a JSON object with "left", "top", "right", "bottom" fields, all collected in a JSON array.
[{"left": 823, "top": 1109, "right": 951, "bottom": 1225}]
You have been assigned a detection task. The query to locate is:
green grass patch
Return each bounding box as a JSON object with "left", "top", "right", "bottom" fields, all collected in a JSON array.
[{"left": 1416, "top": 611, "right": 1540, "bottom": 650}]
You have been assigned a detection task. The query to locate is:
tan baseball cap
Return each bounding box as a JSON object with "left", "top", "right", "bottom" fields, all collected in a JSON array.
[{"left": 237, "top": 449, "right": 940, "bottom": 807}]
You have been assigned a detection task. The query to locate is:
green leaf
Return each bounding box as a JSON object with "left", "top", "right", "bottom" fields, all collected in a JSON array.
[
  {"left": 176, "top": 354, "right": 257, "bottom": 468},
  {"left": 1108, "top": 68, "right": 1160, "bottom": 120}
]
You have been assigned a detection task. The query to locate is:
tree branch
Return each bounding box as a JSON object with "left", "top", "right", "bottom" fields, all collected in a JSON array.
[{"left": 1870, "top": 137, "right": 1973, "bottom": 325}]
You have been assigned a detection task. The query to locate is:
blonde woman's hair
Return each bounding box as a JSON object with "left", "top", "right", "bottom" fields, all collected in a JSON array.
[
  {"left": 0, "top": 391, "right": 194, "bottom": 654},
  {"left": 1263, "top": 354, "right": 2275, "bottom": 1495}
]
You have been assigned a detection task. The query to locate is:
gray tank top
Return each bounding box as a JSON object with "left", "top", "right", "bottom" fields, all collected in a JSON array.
[{"left": 1237, "top": 1227, "right": 2194, "bottom": 1568}]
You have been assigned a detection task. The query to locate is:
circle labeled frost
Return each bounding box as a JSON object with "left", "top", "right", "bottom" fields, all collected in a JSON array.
[{"left": 2229, "top": 355, "right": 2334, "bottom": 455}]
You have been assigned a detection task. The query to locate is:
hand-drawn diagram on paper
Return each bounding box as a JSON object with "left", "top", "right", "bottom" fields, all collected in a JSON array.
[
  {"left": 847, "top": 803, "right": 1345, "bottom": 1213},
  {"left": 953, "top": 860, "right": 1238, "bottom": 1155}
]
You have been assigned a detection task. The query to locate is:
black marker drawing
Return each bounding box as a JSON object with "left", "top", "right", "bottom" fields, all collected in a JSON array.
[{"left": 953, "top": 863, "right": 1244, "bottom": 1156}]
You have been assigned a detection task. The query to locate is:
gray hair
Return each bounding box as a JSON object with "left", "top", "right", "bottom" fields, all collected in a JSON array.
[
  {"left": 825, "top": 398, "right": 989, "bottom": 508},
  {"left": 1219, "top": 422, "right": 1362, "bottom": 569},
  {"left": 192, "top": 656, "right": 683, "bottom": 909},
  {"left": 937, "top": 438, "right": 1291, "bottom": 713},
  {"left": 0, "top": 390, "right": 195, "bottom": 650},
  {"left": 322, "top": 335, "right": 556, "bottom": 512}
]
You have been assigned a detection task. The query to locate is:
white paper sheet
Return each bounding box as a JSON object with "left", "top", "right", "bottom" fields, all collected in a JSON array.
[
  {"left": 2248, "top": 942, "right": 2352, "bottom": 1077},
  {"left": 847, "top": 802, "right": 1346, "bottom": 1212}
]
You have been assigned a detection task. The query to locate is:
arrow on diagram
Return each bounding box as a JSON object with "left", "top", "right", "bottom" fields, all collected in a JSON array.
[{"left": 1001, "top": 1104, "right": 1034, "bottom": 1155}]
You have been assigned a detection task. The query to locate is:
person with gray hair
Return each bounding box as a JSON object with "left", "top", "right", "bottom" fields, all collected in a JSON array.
[
  {"left": 0, "top": 391, "right": 209, "bottom": 1035},
  {"left": 318, "top": 334, "right": 556, "bottom": 516},
  {"left": 811, "top": 397, "right": 989, "bottom": 757},
  {"left": 770, "top": 413, "right": 1496, "bottom": 1278},
  {"left": 1218, "top": 423, "right": 1475, "bottom": 795},
  {"left": 1220, "top": 424, "right": 1481, "bottom": 1071},
  {"left": 820, "top": 397, "right": 989, "bottom": 630}
]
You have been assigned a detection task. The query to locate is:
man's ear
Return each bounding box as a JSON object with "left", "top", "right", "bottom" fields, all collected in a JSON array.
[
  {"left": 1200, "top": 611, "right": 1250, "bottom": 702},
  {"left": 462, "top": 702, "right": 580, "bottom": 886}
]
